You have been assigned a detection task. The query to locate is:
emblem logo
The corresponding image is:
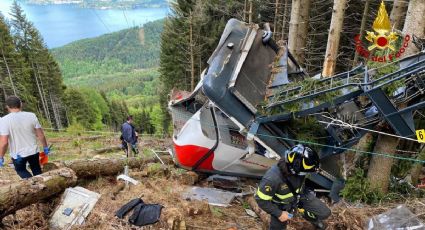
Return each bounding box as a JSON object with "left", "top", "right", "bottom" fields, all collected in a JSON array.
[
  {"left": 365, "top": 2, "right": 398, "bottom": 51},
  {"left": 265, "top": 185, "right": 272, "bottom": 192},
  {"left": 354, "top": 1, "right": 410, "bottom": 62}
]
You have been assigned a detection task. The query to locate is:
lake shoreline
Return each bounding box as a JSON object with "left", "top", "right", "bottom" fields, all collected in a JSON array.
[
  {"left": 0, "top": 0, "right": 168, "bottom": 48},
  {"left": 23, "top": 0, "right": 168, "bottom": 10}
]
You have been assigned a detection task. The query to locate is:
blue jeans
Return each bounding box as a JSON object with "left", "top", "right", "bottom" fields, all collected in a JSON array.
[{"left": 12, "top": 153, "right": 42, "bottom": 179}]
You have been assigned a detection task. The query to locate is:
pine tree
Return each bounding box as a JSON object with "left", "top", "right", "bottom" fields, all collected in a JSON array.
[
  {"left": 288, "top": 0, "right": 311, "bottom": 63},
  {"left": 63, "top": 88, "right": 97, "bottom": 129},
  {"left": 9, "top": 1, "right": 65, "bottom": 128},
  {"left": 322, "top": 0, "right": 348, "bottom": 77},
  {"left": 0, "top": 14, "right": 36, "bottom": 116}
]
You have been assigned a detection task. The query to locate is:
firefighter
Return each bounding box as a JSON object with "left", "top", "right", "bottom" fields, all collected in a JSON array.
[{"left": 255, "top": 144, "right": 331, "bottom": 230}]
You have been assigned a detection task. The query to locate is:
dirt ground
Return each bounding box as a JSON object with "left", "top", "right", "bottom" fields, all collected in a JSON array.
[{"left": 1, "top": 133, "right": 425, "bottom": 230}]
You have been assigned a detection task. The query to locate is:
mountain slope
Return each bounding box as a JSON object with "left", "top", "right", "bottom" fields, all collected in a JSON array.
[
  {"left": 52, "top": 19, "right": 163, "bottom": 79},
  {"left": 25, "top": 0, "right": 168, "bottom": 9}
]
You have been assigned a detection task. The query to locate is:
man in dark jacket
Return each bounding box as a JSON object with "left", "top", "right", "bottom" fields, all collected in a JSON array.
[
  {"left": 255, "top": 144, "right": 331, "bottom": 230},
  {"left": 121, "top": 115, "right": 139, "bottom": 156}
]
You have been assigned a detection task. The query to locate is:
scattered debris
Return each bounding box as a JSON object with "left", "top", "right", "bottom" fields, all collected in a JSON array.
[
  {"left": 366, "top": 205, "right": 425, "bottom": 230},
  {"left": 182, "top": 200, "right": 210, "bottom": 216},
  {"left": 207, "top": 175, "right": 241, "bottom": 192},
  {"left": 50, "top": 186, "right": 101, "bottom": 230},
  {"left": 0, "top": 168, "right": 78, "bottom": 220},
  {"left": 117, "top": 174, "right": 139, "bottom": 185},
  {"left": 150, "top": 149, "right": 168, "bottom": 165},
  {"left": 116, "top": 198, "right": 164, "bottom": 227},
  {"left": 182, "top": 186, "right": 242, "bottom": 207},
  {"left": 245, "top": 208, "right": 258, "bottom": 218}
]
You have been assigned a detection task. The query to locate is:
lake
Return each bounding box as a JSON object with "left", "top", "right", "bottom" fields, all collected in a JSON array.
[{"left": 0, "top": 0, "right": 169, "bottom": 48}]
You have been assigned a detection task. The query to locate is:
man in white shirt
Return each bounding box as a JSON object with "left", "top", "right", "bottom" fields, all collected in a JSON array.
[{"left": 0, "top": 96, "right": 49, "bottom": 178}]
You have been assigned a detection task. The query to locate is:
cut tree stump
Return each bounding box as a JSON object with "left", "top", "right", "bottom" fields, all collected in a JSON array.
[{"left": 0, "top": 168, "right": 77, "bottom": 220}]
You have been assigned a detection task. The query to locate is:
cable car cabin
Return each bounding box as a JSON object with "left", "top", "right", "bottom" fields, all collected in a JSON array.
[{"left": 169, "top": 18, "right": 425, "bottom": 197}]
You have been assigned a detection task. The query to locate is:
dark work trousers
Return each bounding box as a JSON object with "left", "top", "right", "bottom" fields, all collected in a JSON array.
[
  {"left": 269, "top": 193, "right": 331, "bottom": 230},
  {"left": 12, "top": 153, "right": 42, "bottom": 179}
]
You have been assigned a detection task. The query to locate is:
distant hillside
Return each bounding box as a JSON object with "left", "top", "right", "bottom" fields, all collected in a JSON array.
[
  {"left": 52, "top": 19, "right": 163, "bottom": 79},
  {"left": 24, "top": 0, "right": 168, "bottom": 9}
]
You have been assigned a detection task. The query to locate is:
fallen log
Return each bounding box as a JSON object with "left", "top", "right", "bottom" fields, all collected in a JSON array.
[
  {"left": 0, "top": 156, "right": 174, "bottom": 221},
  {"left": 0, "top": 168, "right": 77, "bottom": 220},
  {"left": 92, "top": 146, "right": 122, "bottom": 154},
  {"left": 63, "top": 156, "right": 173, "bottom": 178},
  {"left": 81, "top": 135, "right": 106, "bottom": 141},
  {"left": 246, "top": 195, "right": 270, "bottom": 229}
]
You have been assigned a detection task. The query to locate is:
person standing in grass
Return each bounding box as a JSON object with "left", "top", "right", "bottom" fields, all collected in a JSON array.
[
  {"left": 121, "top": 115, "right": 139, "bottom": 157},
  {"left": 0, "top": 96, "right": 50, "bottom": 178}
]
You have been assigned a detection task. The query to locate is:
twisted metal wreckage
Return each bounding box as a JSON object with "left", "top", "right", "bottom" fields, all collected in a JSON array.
[{"left": 168, "top": 19, "right": 425, "bottom": 198}]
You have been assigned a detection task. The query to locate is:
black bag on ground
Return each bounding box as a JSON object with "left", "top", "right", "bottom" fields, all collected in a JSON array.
[
  {"left": 129, "top": 203, "right": 164, "bottom": 227},
  {"left": 115, "top": 198, "right": 142, "bottom": 219}
]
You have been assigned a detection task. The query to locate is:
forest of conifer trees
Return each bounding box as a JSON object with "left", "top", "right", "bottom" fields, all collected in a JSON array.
[{"left": 0, "top": 2, "right": 150, "bottom": 132}]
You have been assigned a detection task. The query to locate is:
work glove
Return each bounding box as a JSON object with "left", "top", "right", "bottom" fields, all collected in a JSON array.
[
  {"left": 43, "top": 146, "right": 50, "bottom": 155},
  {"left": 0, "top": 157, "right": 4, "bottom": 167}
]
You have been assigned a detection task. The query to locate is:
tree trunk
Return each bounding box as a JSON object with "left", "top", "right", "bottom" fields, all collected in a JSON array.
[
  {"left": 390, "top": 0, "right": 408, "bottom": 31},
  {"left": 36, "top": 63, "right": 52, "bottom": 124},
  {"left": 288, "top": 0, "right": 301, "bottom": 59},
  {"left": 248, "top": 0, "right": 253, "bottom": 24},
  {"left": 243, "top": 0, "right": 248, "bottom": 22},
  {"left": 0, "top": 76, "right": 7, "bottom": 102},
  {"left": 411, "top": 148, "right": 425, "bottom": 186},
  {"left": 344, "top": 132, "right": 374, "bottom": 178},
  {"left": 50, "top": 93, "right": 62, "bottom": 130},
  {"left": 62, "top": 156, "right": 172, "bottom": 178},
  {"left": 402, "top": 0, "right": 425, "bottom": 56},
  {"left": 189, "top": 11, "right": 195, "bottom": 91},
  {"left": 367, "top": 134, "right": 399, "bottom": 193},
  {"left": 273, "top": 0, "right": 279, "bottom": 39},
  {"left": 296, "top": 0, "right": 311, "bottom": 63},
  {"left": 1, "top": 48, "right": 17, "bottom": 95},
  {"left": 280, "top": 0, "right": 290, "bottom": 41},
  {"left": 92, "top": 146, "right": 122, "bottom": 154},
  {"left": 31, "top": 61, "right": 50, "bottom": 122},
  {"left": 0, "top": 168, "right": 77, "bottom": 220},
  {"left": 322, "top": 0, "right": 347, "bottom": 77},
  {"left": 353, "top": 0, "right": 371, "bottom": 66}
]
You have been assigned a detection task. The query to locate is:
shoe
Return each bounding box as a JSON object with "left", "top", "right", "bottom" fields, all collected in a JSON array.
[{"left": 312, "top": 221, "right": 326, "bottom": 230}]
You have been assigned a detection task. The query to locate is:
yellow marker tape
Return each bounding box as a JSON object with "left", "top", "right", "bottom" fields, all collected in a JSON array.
[{"left": 416, "top": 129, "right": 425, "bottom": 143}]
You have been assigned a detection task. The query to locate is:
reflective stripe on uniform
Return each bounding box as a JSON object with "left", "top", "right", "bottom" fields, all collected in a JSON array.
[
  {"left": 274, "top": 188, "right": 301, "bottom": 201},
  {"left": 307, "top": 211, "right": 316, "bottom": 218},
  {"left": 256, "top": 188, "right": 273, "bottom": 200},
  {"left": 275, "top": 192, "right": 293, "bottom": 200},
  {"left": 272, "top": 199, "right": 288, "bottom": 204}
]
